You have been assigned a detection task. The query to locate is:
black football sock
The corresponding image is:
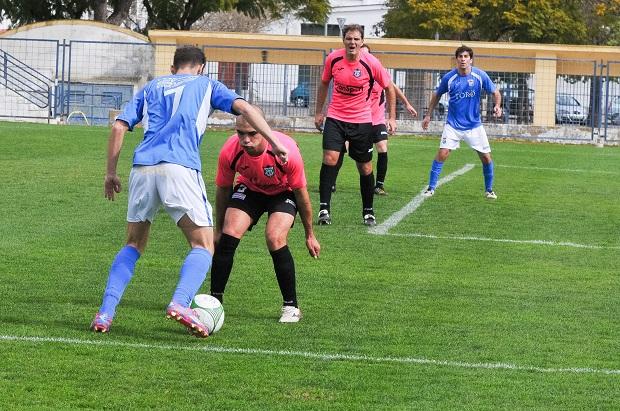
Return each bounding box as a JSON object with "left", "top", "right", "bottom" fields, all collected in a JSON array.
[
  {"left": 319, "top": 163, "right": 338, "bottom": 211},
  {"left": 360, "top": 172, "right": 375, "bottom": 214},
  {"left": 270, "top": 245, "right": 297, "bottom": 307},
  {"left": 376, "top": 152, "right": 388, "bottom": 187},
  {"left": 210, "top": 233, "right": 241, "bottom": 303}
]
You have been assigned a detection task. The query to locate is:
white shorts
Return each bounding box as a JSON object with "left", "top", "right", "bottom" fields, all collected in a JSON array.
[
  {"left": 127, "top": 163, "right": 213, "bottom": 226},
  {"left": 440, "top": 124, "right": 491, "bottom": 153}
]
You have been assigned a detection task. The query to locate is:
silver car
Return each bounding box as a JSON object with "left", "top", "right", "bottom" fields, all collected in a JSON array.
[{"left": 556, "top": 94, "right": 587, "bottom": 124}]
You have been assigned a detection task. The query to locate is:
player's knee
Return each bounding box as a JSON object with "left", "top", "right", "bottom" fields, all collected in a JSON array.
[{"left": 265, "top": 233, "right": 288, "bottom": 251}]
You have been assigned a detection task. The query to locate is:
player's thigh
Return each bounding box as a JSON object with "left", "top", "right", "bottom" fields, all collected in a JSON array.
[
  {"left": 222, "top": 207, "right": 253, "bottom": 238},
  {"left": 322, "top": 117, "right": 347, "bottom": 151},
  {"left": 127, "top": 165, "right": 162, "bottom": 223},
  {"left": 226, "top": 184, "right": 267, "bottom": 233},
  {"left": 347, "top": 122, "right": 374, "bottom": 163},
  {"left": 371, "top": 124, "right": 388, "bottom": 148},
  {"left": 156, "top": 163, "right": 214, "bottom": 227},
  {"left": 265, "top": 192, "right": 297, "bottom": 249},
  {"left": 464, "top": 125, "right": 491, "bottom": 153},
  {"left": 439, "top": 124, "right": 462, "bottom": 150}
]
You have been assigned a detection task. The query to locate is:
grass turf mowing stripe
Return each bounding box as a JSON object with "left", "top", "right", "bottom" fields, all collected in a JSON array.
[
  {"left": 388, "top": 233, "right": 620, "bottom": 250},
  {"left": 1, "top": 335, "right": 618, "bottom": 376},
  {"left": 369, "top": 164, "right": 475, "bottom": 235}
]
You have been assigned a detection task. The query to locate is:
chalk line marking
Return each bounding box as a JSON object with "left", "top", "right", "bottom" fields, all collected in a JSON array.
[
  {"left": 387, "top": 232, "right": 620, "bottom": 250},
  {"left": 369, "top": 164, "right": 475, "bottom": 235},
  {"left": 497, "top": 164, "right": 620, "bottom": 175},
  {"left": 1, "top": 335, "right": 618, "bottom": 375}
]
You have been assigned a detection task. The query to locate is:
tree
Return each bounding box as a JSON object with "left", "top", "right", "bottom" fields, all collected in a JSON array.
[
  {"left": 0, "top": 0, "right": 91, "bottom": 26},
  {"left": 143, "top": 0, "right": 330, "bottom": 31},
  {"left": 193, "top": 10, "right": 275, "bottom": 33}
]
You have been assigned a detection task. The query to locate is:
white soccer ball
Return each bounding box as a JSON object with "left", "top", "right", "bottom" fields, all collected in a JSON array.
[{"left": 191, "top": 294, "right": 225, "bottom": 334}]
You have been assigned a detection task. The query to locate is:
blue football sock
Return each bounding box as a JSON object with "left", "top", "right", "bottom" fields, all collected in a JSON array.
[
  {"left": 483, "top": 161, "right": 494, "bottom": 192},
  {"left": 100, "top": 245, "right": 141, "bottom": 318},
  {"left": 171, "top": 248, "right": 213, "bottom": 307},
  {"left": 428, "top": 160, "right": 444, "bottom": 190}
]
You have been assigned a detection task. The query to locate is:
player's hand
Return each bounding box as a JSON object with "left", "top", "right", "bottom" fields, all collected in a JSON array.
[
  {"left": 387, "top": 118, "right": 397, "bottom": 135},
  {"left": 272, "top": 143, "right": 289, "bottom": 164},
  {"left": 407, "top": 104, "right": 418, "bottom": 117},
  {"left": 314, "top": 113, "right": 325, "bottom": 132},
  {"left": 493, "top": 105, "right": 502, "bottom": 118},
  {"left": 422, "top": 115, "right": 431, "bottom": 130},
  {"left": 104, "top": 174, "right": 122, "bottom": 201},
  {"left": 306, "top": 234, "right": 320, "bottom": 259}
]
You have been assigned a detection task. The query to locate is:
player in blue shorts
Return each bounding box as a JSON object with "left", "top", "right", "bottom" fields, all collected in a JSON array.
[
  {"left": 90, "top": 46, "right": 288, "bottom": 337},
  {"left": 421, "top": 45, "right": 502, "bottom": 199}
]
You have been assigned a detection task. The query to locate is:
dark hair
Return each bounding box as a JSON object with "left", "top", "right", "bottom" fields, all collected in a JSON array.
[
  {"left": 342, "top": 24, "right": 364, "bottom": 40},
  {"left": 455, "top": 45, "right": 473, "bottom": 58},
  {"left": 173, "top": 46, "right": 206, "bottom": 69}
]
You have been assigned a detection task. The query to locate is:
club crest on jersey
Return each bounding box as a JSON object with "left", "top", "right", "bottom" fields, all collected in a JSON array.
[
  {"left": 468, "top": 79, "right": 474, "bottom": 87},
  {"left": 353, "top": 68, "right": 362, "bottom": 78},
  {"left": 263, "top": 166, "right": 275, "bottom": 177}
]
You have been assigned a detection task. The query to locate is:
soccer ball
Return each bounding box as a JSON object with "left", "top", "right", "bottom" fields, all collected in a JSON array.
[{"left": 191, "top": 294, "right": 225, "bottom": 334}]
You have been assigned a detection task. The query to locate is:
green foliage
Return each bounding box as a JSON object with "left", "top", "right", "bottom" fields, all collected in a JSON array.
[
  {"left": 0, "top": 0, "right": 91, "bottom": 26},
  {"left": 383, "top": 0, "right": 619, "bottom": 44},
  {"left": 0, "top": 122, "right": 619, "bottom": 408}
]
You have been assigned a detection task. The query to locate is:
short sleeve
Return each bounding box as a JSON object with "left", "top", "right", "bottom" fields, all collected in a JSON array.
[
  {"left": 215, "top": 138, "right": 237, "bottom": 187},
  {"left": 116, "top": 86, "right": 145, "bottom": 131},
  {"left": 210, "top": 80, "right": 242, "bottom": 115}
]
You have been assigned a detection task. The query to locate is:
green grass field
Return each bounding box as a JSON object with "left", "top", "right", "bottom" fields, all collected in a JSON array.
[{"left": 1, "top": 121, "right": 618, "bottom": 409}]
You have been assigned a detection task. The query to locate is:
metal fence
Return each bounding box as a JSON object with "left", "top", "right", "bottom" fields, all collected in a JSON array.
[{"left": 1, "top": 37, "right": 619, "bottom": 144}]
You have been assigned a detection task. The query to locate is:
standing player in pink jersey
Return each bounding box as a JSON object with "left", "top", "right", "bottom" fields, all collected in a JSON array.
[
  {"left": 333, "top": 45, "right": 418, "bottom": 196},
  {"left": 210, "top": 108, "right": 320, "bottom": 323},
  {"left": 314, "top": 24, "right": 396, "bottom": 226}
]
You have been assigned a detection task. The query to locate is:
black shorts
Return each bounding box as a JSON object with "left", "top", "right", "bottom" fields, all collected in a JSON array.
[
  {"left": 372, "top": 123, "right": 388, "bottom": 144},
  {"left": 228, "top": 184, "right": 297, "bottom": 231},
  {"left": 322, "top": 117, "right": 374, "bottom": 163}
]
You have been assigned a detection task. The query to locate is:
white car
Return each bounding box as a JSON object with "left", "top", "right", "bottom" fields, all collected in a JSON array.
[{"left": 555, "top": 94, "right": 587, "bottom": 124}]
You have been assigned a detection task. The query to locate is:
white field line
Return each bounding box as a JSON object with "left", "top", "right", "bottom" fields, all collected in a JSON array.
[
  {"left": 369, "top": 164, "right": 475, "bottom": 235},
  {"left": 1, "top": 335, "right": 618, "bottom": 376},
  {"left": 388, "top": 233, "right": 620, "bottom": 250},
  {"left": 498, "top": 164, "right": 620, "bottom": 175}
]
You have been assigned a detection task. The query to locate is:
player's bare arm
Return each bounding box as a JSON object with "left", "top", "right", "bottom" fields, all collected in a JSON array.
[
  {"left": 214, "top": 185, "right": 233, "bottom": 244},
  {"left": 292, "top": 187, "right": 320, "bottom": 258},
  {"left": 233, "top": 100, "right": 289, "bottom": 163},
  {"left": 314, "top": 80, "right": 329, "bottom": 131},
  {"left": 394, "top": 84, "right": 418, "bottom": 117},
  {"left": 385, "top": 83, "right": 397, "bottom": 134},
  {"left": 492, "top": 89, "right": 502, "bottom": 117},
  {"left": 422, "top": 93, "right": 441, "bottom": 130},
  {"left": 104, "top": 120, "right": 129, "bottom": 201}
]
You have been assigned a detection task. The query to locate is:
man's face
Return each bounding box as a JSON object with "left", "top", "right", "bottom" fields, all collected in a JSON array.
[
  {"left": 236, "top": 120, "right": 264, "bottom": 155},
  {"left": 343, "top": 30, "right": 363, "bottom": 59},
  {"left": 456, "top": 52, "right": 472, "bottom": 71}
]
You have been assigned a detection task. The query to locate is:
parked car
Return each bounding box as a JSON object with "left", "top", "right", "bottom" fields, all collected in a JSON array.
[
  {"left": 289, "top": 83, "right": 309, "bottom": 107},
  {"left": 555, "top": 94, "right": 587, "bottom": 124},
  {"left": 606, "top": 95, "right": 620, "bottom": 125}
]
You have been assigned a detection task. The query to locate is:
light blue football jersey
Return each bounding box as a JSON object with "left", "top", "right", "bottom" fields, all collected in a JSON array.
[
  {"left": 436, "top": 67, "right": 496, "bottom": 131},
  {"left": 118, "top": 74, "right": 241, "bottom": 171}
]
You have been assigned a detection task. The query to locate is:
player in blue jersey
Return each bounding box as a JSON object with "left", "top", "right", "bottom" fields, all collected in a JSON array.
[
  {"left": 421, "top": 45, "right": 502, "bottom": 199},
  {"left": 90, "top": 46, "right": 288, "bottom": 337}
]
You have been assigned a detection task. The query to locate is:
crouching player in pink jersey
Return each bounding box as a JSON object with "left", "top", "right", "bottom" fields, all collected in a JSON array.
[{"left": 210, "top": 107, "right": 320, "bottom": 323}]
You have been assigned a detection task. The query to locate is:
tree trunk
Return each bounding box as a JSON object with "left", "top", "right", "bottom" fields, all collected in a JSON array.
[
  {"left": 93, "top": 0, "right": 108, "bottom": 22},
  {"left": 107, "top": 0, "right": 134, "bottom": 26}
]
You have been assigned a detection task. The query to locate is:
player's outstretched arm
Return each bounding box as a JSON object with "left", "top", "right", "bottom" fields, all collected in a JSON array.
[
  {"left": 385, "top": 83, "right": 397, "bottom": 134},
  {"left": 104, "top": 120, "right": 129, "bottom": 201},
  {"left": 233, "top": 100, "right": 289, "bottom": 163},
  {"left": 394, "top": 84, "right": 418, "bottom": 117},
  {"left": 293, "top": 187, "right": 320, "bottom": 258}
]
